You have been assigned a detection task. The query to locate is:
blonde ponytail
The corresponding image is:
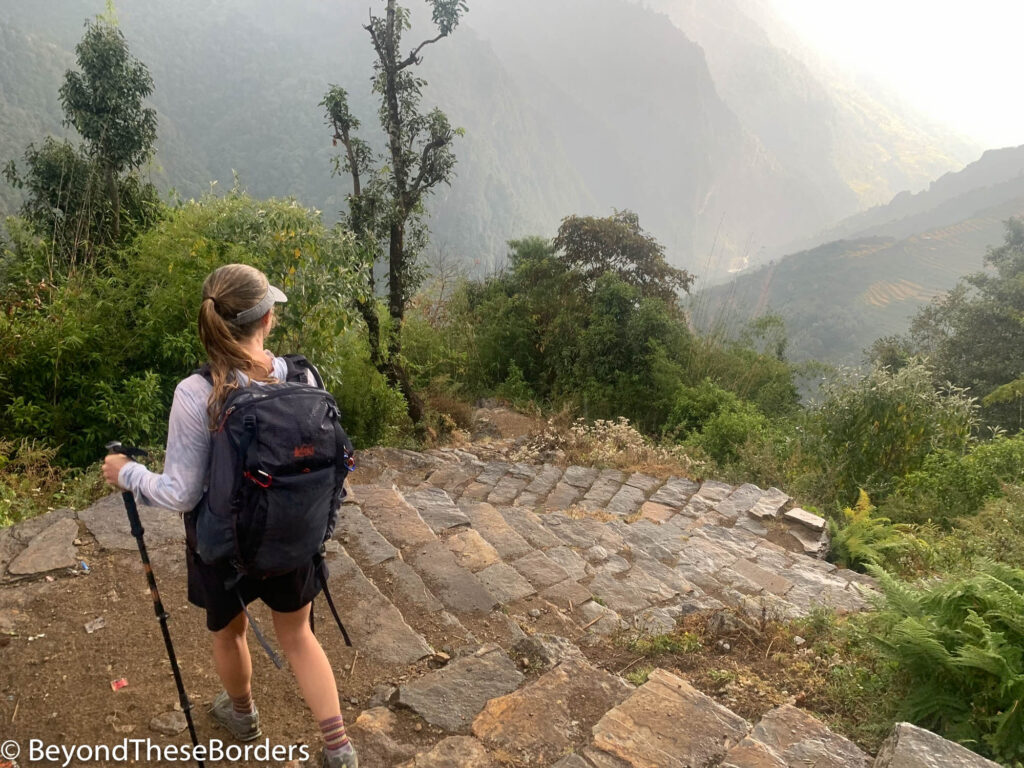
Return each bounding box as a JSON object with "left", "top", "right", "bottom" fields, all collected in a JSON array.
[{"left": 198, "top": 265, "right": 277, "bottom": 428}]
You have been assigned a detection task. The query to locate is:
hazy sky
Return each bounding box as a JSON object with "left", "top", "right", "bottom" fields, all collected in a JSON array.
[{"left": 769, "top": 0, "right": 1024, "bottom": 149}]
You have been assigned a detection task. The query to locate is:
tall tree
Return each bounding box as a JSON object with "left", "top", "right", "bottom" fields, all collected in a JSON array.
[
  {"left": 552, "top": 210, "right": 694, "bottom": 304},
  {"left": 59, "top": 9, "right": 157, "bottom": 240},
  {"left": 322, "top": 0, "right": 467, "bottom": 425}
]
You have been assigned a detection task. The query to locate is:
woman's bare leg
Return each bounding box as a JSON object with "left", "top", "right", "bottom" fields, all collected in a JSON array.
[
  {"left": 272, "top": 603, "right": 340, "bottom": 720},
  {"left": 212, "top": 611, "right": 252, "bottom": 697}
]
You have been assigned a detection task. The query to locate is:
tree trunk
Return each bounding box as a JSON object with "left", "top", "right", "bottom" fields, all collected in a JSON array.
[{"left": 106, "top": 165, "right": 120, "bottom": 241}]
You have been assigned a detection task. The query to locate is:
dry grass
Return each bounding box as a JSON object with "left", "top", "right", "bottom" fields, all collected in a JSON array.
[{"left": 511, "top": 416, "right": 707, "bottom": 478}]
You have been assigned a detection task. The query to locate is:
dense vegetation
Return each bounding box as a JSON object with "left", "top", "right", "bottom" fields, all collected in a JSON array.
[{"left": 2, "top": 4, "right": 1024, "bottom": 764}]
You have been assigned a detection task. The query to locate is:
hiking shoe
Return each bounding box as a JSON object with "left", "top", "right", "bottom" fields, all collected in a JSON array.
[
  {"left": 320, "top": 744, "right": 358, "bottom": 768},
  {"left": 209, "top": 690, "right": 262, "bottom": 742}
]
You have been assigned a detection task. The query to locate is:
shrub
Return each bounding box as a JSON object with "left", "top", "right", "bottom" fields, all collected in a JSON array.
[
  {"left": 810, "top": 361, "right": 978, "bottom": 505},
  {"left": 891, "top": 434, "right": 1024, "bottom": 525},
  {"left": 871, "top": 560, "right": 1024, "bottom": 764}
]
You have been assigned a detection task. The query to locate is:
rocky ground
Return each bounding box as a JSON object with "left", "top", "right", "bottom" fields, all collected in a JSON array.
[{"left": 0, "top": 416, "right": 1000, "bottom": 767}]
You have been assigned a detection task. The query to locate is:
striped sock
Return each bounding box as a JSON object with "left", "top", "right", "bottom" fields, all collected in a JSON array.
[
  {"left": 319, "top": 715, "right": 349, "bottom": 751},
  {"left": 231, "top": 690, "right": 254, "bottom": 715}
]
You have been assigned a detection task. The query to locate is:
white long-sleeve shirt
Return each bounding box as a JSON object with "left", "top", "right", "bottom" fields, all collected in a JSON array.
[{"left": 118, "top": 355, "right": 312, "bottom": 511}]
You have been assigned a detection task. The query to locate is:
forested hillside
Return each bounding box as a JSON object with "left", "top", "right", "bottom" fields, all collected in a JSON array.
[
  {"left": 0, "top": 0, "right": 975, "bottom": 277},
  {"left": 699, "top": 145, "right": 1024, "bottom": 363}
]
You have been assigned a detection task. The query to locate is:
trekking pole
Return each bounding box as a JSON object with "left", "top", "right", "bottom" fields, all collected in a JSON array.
[{"left": 106, "top": 441, "right": 204, "bottom": 768}]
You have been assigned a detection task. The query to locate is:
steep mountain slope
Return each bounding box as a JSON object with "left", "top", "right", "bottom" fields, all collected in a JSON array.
[
  {"left": 697, "top": 149, "right": 1024, "bottom": 363},
  {"left": 639, "top": 0, "right": 979, "bottom": 266},
  {"left": 1, "top": 0, "right": 973, "bottom": 277}
]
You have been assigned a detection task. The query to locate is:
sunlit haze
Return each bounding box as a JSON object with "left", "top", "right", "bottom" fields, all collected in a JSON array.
[{"left": 770, "top": 0, "right": 1024, "bottom": 149}]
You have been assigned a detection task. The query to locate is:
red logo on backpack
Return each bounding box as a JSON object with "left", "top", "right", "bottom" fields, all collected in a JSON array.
[{"left": 293, "top": 444, "right": 315, "bottom": 458}]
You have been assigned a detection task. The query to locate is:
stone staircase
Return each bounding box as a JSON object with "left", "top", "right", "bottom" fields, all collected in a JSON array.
[{"left": 0, "top": 445, "right": 998, "bottom": 767}]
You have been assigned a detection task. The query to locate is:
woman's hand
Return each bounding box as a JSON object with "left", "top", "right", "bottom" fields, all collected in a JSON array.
[{"left": 102, "top": 454, "right": 132, "bottom": 489}]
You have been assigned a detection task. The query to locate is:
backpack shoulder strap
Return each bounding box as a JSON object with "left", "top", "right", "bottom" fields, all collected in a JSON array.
[
  {"left": 282, "top": 353, "right": 325, "bottom": 388},
  {"left": 194, "top": 363, "right": 213, "bottom": 384}
]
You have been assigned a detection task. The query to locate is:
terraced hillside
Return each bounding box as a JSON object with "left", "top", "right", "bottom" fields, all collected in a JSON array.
[{"left": 0, "top": 435, "right": 998, "bottom": 766}]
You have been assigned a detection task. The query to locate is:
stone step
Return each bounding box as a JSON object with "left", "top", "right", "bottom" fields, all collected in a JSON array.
[
  {"left": 324, "top": 547, "right": 434, "bottom": 666},
  {"left": 353, "top": 485, "right": 438, "bottom": 550}
]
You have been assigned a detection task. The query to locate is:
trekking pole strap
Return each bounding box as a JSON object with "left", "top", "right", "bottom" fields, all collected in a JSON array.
[
  {"left": 237, "top": 591, "right": 284, "bottom": 669},
  {"left": 315, "top": 559, "right": 352, "bottom": 647}
]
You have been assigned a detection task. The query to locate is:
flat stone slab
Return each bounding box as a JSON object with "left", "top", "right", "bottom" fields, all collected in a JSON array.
[
  {"left": 446, "top": 529, "right": 502, "bottom": 573},
  {"left": 693, "top": 480, "right": 734, "bottom": 504},
  {"left": 426, "top": 463, "right": 485, "bottom": 496},
  {"left": 405, "top": 487, "right": 471, "bottom": 533},
  {"left": 487, "top": 475, "right": 529, "bottom": 506},
  {"left": 512, "top": 550, "right": 571, "bottom": 589},
  {"left": 9, "top": 507, "right": 76, "bottom": 543},
  {"left": 326, "top": 549, "right": 432, "bottom": 665},
  {"left": 562, "top": 466, "right": 600, "bottom": 489},
  {"left": 545, "top": 514, "right": 625, "bottom": 552},
  {"left": 335, "top": 507, "right": 400, "bottom": 567},
  {"left": 78, "top": 493, "right": 183, "bottom": 551},
  {"left": 722, "top": 737, "right": 787, "bottom": 768},
  {"left": 472, "top": 657, "right": 632, "bottom": 763},
  {"left": 576, "top": 600, "right": 626, "bottom": 636},
  {"left": 499, "top": 507, "right": 563, "bottom": 550},
  {"left": 747, "top": 487, "right": 790, "bottom": 519},
  {"left": 716, "top": 484, "right": 763, "bottom": 519},
  {"left": 724, "top": 559, "right": 794, "bottom": 597},
  {"left": 540, "top": 579, "right": 593, "bottom": 610},
  {"left": 782, "top": 523, "right": 830, "bottom": 558},
  {"left": 874, "top": 722, "right": 1001, "bottom": 768},
  {"left": 405, "top": 540, "right": 499, "bottom": 614},
  {"left": 545, "top": 546, "right": 589, "bottom": 581},
  {"left": 8, "top": 518, "right": 79, "bottom": 575},
  {"left": 544, "top": 482, "right": 585, "bottom": 511},
  {"left": 356, "top": 486, "right": 437, "bottom": 549},
  {"left": 581, "top": 469, "right": 627, "bottom": 509},
  {"left": 397, "top": 645, "right": 524, "bottom": 732},
  {"left": 591, "top": 669, "right": 749, "bottom": 767},
  {"left": 475, "top": 461, "right": 512, "bottom": 487},
  {"left": 476, "top": 562, "right": 536, "bottom": 603},
  {"left": 460, "top": 502, "right": 534, "bottom": 560},
  {"left": 749, "top": 704, "right": 870, "bottom": 768},
  {"left": 648, "top": 477, "right": 699, "bottom": 509},
  {"left": 638, "top": 502, "right": 675, "bottom": 525},
  {"left": 415, "top": 736, "right": 494, "bottom": 767},
  {"left": 374, "top": 557, "right": 445, "bottom": 612},
  {"left": 784, "top": 507, "right": 827, "bottom": 532},
  {"left": 523, "top": 464, "right": 564, "bottom": 496},
  {"left": 605, "top": 484, "right": 647, "bottom": 517},
  {"left": 588, "top": 572, "right": 652, "bottom": 615},
  {"left": 624, "top": 473, "right": 662, "bottom": 492}
]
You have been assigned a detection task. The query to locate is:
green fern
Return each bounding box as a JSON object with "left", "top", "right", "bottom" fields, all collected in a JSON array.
[{"left": 872, "top": 560, "right": 1024, "bottom": 763}]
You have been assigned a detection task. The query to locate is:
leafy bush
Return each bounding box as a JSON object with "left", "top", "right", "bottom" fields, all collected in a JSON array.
[
  {"left": 890, "top": 434, "right": 1024, "bottom": 525},
  {"left": 872, "top": 560, "right": 1024, "bottom": 764},
  {"left": 0, "top": 192, "right": 378, "bottom": 464},
  {"left": 937, "top": 487, "right": 1024, "bottom": 570},
  {"left": 810, "top": 361, "right": 978, "bottom": 505}
]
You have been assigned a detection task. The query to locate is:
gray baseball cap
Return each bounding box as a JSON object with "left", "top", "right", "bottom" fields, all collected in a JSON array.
[{"left": 229, "top": 283, "right": 287, "bottom": 326}]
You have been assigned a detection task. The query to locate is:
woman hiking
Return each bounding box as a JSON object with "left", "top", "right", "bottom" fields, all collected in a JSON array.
[{"left": 102, "top": 263, "right": 358, "bottom": 768}]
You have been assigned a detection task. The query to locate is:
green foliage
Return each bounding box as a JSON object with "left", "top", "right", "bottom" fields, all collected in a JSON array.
[
  {"left": 937, "top": 487, "right": 1024, "bottom": 570},
  {"left": 664, "top": 379, "right": 769, "bottom": 466},
  {"left": 909, "top": 218, "right": 1024, "bottom": 431},
  {"left": 890, "top": 434, "right": 1024, "bottom": 525},
  {"left": 828, "top": 490, "right": 932, "bottom": 573},
  {"left": 552, "top": 210, "right": 694, "bottom": 302},
  {"left": 872, "top": 560, "right": 1024, "bottom": 763},
  {"left": 810, "top": 361, "right": 978, "bottom": 505},
  {"left": 627, "top": 631, "right": 702, "bottom": 656},
  {"left": 0, "top": 192, "right": 376, "bottom": 465},
  {"left": 59, "top": 14, "right": 157, "bottom": 177}
]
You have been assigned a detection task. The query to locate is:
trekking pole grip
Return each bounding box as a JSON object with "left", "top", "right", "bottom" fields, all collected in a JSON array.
[{"left": 106, "top": 441, "right": 149, "bottom": 537}]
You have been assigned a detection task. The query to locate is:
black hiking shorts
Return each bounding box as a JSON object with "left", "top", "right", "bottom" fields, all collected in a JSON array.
[{"left": 183, "top": 510, "right": 325, "bottom": 632}]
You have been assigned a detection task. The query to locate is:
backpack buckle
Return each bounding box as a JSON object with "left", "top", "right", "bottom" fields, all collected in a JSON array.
[{"left": 244, "top": 469, "right": 273, "bottom": 488}]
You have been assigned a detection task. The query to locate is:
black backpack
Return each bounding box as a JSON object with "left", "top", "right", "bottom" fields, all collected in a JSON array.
[
  {"left": 194, "top": 355, "right": 354, "bottom": 661},
  {"left": 195, "top": 354, "right": 353, "bottom": 576}
]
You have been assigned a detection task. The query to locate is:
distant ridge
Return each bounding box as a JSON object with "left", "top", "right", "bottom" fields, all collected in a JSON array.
[{"left": 697, "top": 146, "right": 1024, "bottom": 364}]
